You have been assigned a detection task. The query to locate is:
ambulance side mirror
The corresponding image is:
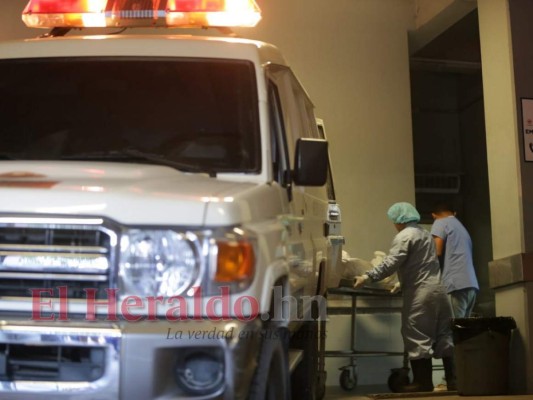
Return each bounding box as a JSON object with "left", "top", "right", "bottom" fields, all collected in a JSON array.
[{"left": 292, "top": 138, "right": 328, "bottom": 186}]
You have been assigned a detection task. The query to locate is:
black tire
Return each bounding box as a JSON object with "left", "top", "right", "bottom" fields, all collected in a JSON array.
[
  {"left": 291, "top": 320, "right": 319, "bottom": 400},
  {"left": 339, "top": 369, "right": 357, "bottom": 391},
  {"left": 248, "top": 327, "right": 290, "bottom": 400},
  {"left": 388, "top": 368, "right": 410, "bottom": 393}
]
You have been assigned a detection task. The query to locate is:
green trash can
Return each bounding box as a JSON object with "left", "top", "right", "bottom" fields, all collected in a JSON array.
[{"left": 451, "top": 317, "right": 516, "bottom": 396}]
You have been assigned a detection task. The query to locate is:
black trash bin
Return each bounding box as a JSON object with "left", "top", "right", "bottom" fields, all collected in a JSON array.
[{"left": 451, "top": 317, "right": 516, "bottom": 396}]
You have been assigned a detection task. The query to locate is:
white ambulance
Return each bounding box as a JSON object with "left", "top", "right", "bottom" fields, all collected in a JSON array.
[{"left": 0, "top": 1, "right": 343, "bottom": 399}]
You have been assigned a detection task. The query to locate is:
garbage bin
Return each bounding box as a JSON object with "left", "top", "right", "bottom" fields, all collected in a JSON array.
[{"left": 451, "top": 317, "right": 517, "bottom": 396}]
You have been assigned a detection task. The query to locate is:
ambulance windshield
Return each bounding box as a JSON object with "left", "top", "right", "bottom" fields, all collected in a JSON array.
[{"left": 0, "top": 57, "right": 260, "bottom": 174}]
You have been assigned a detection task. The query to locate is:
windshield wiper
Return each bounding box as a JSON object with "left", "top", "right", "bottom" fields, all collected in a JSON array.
[
  {"left": 62, "top": 149, "right": 217, "bottom": 177},
  {"left": 123, "top": 149, "right": 218, "bottom": 177}
]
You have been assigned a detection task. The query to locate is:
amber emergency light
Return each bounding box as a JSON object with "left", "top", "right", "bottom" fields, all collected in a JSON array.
[{"left": 22, "top": 0, "right": 262, "bottom": 29}]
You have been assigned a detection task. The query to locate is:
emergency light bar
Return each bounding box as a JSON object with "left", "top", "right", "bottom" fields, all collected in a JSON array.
[{"left": 22, "top": 0, "right": 262, "bottom": 29}]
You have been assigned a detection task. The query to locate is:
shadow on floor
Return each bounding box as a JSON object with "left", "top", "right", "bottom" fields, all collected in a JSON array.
[
  {"left": 325, "top": 384, "right": 389, "bottom": 400},
  {"left": 324, "top": 385, "right": 533, "bottom": 400}
]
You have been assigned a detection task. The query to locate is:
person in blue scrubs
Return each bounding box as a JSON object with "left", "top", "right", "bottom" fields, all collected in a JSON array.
[
  {"left": 430, "top": 203, "right": 479, "bottom": 318},
  {"left": 354, "top": 202, "right": 455, "bottom": 392}
]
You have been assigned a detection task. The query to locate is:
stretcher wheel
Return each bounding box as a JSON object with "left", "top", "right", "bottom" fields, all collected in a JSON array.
[
  {"left": 388, "top": 367, "right": 410, "bottom": 392},
  {"left": 339, "top": 368, "right": 357, "bottom": 391}
]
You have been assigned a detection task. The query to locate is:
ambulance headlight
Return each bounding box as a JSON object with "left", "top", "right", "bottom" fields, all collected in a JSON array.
[{"left": 119, "top": 230, "right": 200, "bottom": 297}]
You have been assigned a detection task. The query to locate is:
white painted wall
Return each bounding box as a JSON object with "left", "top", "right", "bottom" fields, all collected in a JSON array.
[
  {"left": 242, "top": 0, "right": 417, "bottom": 262},
  {"left": 0, "top": 0, "right": 39, "bottom": 40}
]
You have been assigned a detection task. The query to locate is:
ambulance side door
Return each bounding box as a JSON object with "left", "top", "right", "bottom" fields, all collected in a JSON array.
[{"left": 267, "top": 65, "right": 326, "bottom": 315}]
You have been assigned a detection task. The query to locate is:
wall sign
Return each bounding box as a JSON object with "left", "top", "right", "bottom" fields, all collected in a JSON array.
[{"left": 522, "top": 98, "right": 533, "bottom": 162}]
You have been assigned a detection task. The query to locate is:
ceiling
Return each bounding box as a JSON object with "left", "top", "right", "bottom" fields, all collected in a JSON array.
[{"left": 410, "top": 10, "right": 481, "bottom": 73}]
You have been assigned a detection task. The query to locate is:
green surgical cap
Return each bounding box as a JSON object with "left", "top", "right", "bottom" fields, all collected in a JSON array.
[{"left": 387, "top": 202, "right": 420, "bottom": 224}]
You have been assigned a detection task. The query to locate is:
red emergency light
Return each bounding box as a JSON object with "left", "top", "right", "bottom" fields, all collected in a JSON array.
[{"left": 22, "top": 0, "right": 262, "bottom": 29}]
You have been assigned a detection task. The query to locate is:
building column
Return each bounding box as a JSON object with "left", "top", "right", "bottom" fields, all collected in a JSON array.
[{"left": 479, "top": 0, "right": 533, "bottom": 394}]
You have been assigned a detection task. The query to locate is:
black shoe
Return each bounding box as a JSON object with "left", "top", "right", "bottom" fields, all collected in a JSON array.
[
  {"left": 402, "top": 358, "right": 433, "bottom": 392},
  {"left": 443, "top": 357, "right": 457, "bottom": 391}
]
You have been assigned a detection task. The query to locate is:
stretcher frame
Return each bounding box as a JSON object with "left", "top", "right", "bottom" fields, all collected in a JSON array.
[{"left": 321, "top": 286, "right": 406, "bottom": 391}]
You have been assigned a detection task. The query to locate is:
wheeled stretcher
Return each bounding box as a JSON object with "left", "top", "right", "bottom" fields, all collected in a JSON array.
[{"left": 322, "top": 286, "right": 406, "bottom": 391}]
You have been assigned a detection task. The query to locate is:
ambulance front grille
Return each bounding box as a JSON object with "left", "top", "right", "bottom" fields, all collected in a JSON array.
[{"left": 0, "top": 217, "right": 117, "bottom": 300}]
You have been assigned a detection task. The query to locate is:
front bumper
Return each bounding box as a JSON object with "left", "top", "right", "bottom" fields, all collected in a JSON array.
[{"left": 0, "top": 317, "right": 262, "bottom": 400}]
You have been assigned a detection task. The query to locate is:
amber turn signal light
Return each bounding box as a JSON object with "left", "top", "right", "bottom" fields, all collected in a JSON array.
[{"left": 215, "top": 240, "right": 255, "bottom": 283}]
